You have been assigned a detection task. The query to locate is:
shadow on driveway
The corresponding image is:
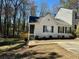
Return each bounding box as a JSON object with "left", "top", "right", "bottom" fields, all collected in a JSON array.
[{"left": 0, "top": 50, "right": 63, "bottom": 59}]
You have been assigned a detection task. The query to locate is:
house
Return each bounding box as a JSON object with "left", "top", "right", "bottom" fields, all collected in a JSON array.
[
  {"left": 29, "top": 9, "right": 73, "bottom": 39},
  {"left": 55, "top": 8, "right": 79, "bottom": 29},
  {"left": 55, "top": 8, "right": 73, "bottom": 25}
]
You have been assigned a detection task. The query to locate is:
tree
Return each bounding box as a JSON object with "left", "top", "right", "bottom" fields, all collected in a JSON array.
[
  {"left": 60, "top": 0, "right": 66, "bottom": 6},
  {"left": 21, "top": 0, "right": 27, "bottom": 31},
  {"left": 40, "top": 1, "right": 49, "bottom": 16},
  {"left": 11, "top": 0, "right": 25, "bottom": 37},
  {"left": 30, "top": 0, "right": 36, "bottom": 16},
  {"left": 60, "top": 0, "right": 78, "bottom": 9},
  {"left": 3, "top": 0, "right": 13, "bottom": 36},
  {"left": 0, "top": 0, "right": 3, "bottom": 34},
  {"left": 75, "top": 22, "right": 79, "bottom": 37},
  {"left": 0, "top": 0, "right": 33, "bottom": 38},
  {"left": 51, "top": 4, "right": 60, "bottom": 16}
]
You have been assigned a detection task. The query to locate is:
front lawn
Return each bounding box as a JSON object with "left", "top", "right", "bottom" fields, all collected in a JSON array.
[{"left": 0, "top": 38, "right": 25, "bottom": 53}]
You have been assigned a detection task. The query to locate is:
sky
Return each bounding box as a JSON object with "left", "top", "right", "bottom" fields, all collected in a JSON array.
[
  {"left": 35, "top": 0, "right": 60, "bottom": 8},
  {"left": 34, "top": 0, "right": 60, "bottom": 16}
]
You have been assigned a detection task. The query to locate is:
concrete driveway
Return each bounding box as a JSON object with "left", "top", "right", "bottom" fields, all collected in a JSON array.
[{"left": 28, "top": 38, "right": 79, "bottom": 55}]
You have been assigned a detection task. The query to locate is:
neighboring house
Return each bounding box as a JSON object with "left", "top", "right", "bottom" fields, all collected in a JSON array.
[{"left": 29, "top": 11, "right": 73, "bottom": 39}]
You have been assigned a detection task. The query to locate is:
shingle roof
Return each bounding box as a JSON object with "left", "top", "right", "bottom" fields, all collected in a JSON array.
[{"left": 29, "top": 16, "right": 39, "bottom": 23}]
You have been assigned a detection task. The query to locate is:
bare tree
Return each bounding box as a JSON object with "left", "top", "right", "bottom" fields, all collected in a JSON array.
[
  {"left": 11, "top": 0, "right": 24, "bottom": 37},
  {"left": 40, "top": 1, "right": 49, "bottom": 16},
  {"left": 0, "top": 0, "right": 3, "bottom": 34},
  {"left": 3, "top": 0, "right": 13, "bottom": 36},
  {"left": 0, "top": 0, "right": 33, "bottom": 38},
  {"left": 60, "top": 0, "right": 78, "bottom": 9},
  {"left": 30, "top": 0, "right": 36, "bottom": 16},
  {"left": 50, "top": 3, "right": 60, "bottom": 16}
]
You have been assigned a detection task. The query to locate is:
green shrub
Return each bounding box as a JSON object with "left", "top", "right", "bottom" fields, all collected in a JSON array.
[{"left": 75, "top": 24, "right": 79, "bottom": 37}]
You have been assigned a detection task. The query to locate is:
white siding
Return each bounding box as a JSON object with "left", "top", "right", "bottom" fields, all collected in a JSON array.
[
  {"left": 55, "top": 8, "right": 73, "bottom": 25},
  {"left": 31, "top": 14, "right": 73, "bottom": 38}
]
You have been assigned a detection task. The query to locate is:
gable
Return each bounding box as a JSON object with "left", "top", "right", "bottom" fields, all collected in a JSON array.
[
  {"left": 38, "top": 14, "right": 71, "bottom": 26},
  {"left": 38, "top": 14, "right": 57, "bottom": 25}
]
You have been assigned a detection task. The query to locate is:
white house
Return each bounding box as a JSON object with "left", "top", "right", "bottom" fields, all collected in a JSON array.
[
  {"left": 55, "top": 8, "right": 73, "bottom": 25},
  {"left": 55, "top": 8, "right": 79, "bottom": 29},
  {"left": 29, "top": 9, "right": 73, "bottom": 39}
]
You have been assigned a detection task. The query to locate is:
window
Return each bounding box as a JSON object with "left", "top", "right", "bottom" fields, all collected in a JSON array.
[
  {"left": 74, "top": 25, "right": 77, "bottom": 29},
  {"left": 58, "top": 26, "right": 64, "bottom": 33},
  {"left": 70, "top": 27, "right": 72, "bottom": 33},
  {"left": 48, "top": 19, "right": 50, "bottom": 21},
  {"left": 43, "top": 25, "right": 54, "bottom": 33},
  {"left": 47, "top": 26, "right": 51, "bottom": 32},
  {"left": 65, "top": 27, "right": 67, "bottom": 33},
  {"left": 65, "top": 27, "right": 71, "bottom": 33},
  {"left": 75, "top": 12, "right": 77, "bottom": 19},
  {"left": 43, "top": 25, "right": 47, "bottom": 32}
]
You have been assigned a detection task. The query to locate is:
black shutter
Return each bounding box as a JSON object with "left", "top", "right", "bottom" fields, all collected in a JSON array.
[
  {"left": 51, "top": 26, "right": 54, "bottom": 32},
  {"left": 65, "top": 27, "right": 67, "bottom": 33},
  {"left": 43, "top": 25, "right": 45, "bottom": 32}
]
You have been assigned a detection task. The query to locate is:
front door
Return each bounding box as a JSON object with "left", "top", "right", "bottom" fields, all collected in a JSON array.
[{"left": 30, "top": 24, "right": 35, "bottom": 34}]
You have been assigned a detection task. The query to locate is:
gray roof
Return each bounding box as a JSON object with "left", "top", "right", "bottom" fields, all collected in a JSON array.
[{"left": 29, "top": 16, "right": 39, "bottom": 23}]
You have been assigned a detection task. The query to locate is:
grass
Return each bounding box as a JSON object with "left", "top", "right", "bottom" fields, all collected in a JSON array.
[
  {"left": 0, "top": 44, "right": 20, "bottom": 52},
  {"left": 0, "top": 38, "right": 25, "bottom": 53},
  {"left": 0, "top": 38, "right": 19, "bottom": 42}
]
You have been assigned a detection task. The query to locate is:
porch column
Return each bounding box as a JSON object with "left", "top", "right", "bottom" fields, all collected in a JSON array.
[{"left": 28, "top": 24, "right": 30, "bottom": 41}]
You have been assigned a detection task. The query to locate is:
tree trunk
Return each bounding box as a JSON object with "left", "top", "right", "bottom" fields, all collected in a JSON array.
[
  {"left": 0, "top": 16, "right": 2, "bottom": 34},
  {"left": 0, "top": 0, "right": 3, "bottom": 34},
  {"left": 17, "top": 18, "right": 20, "bottom": 37},
  {"left": 13, "top": 10, "right": 17, "bottom": 37},
  {"left": 22, "top": 18, "right": 25, "bottom": 31},
  {"left": 4, "top": 16, "right": 8, "bottom": 37},
  {"left": 6, "top": 17, "right": 10, "bottom": 36}
]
